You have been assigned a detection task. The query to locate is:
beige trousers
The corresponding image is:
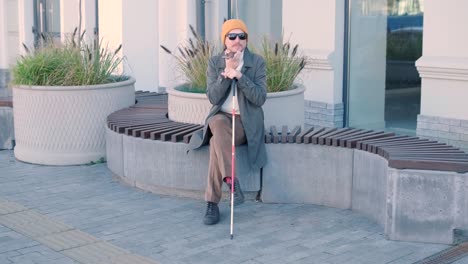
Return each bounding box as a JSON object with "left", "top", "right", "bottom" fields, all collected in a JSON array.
[{"left": 205, "top": 112, "right": 246, "bottom": 203}]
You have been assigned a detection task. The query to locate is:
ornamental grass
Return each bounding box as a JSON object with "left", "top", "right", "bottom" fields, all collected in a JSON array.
[
  {"left": 12, "top": 28, "right": 128, "bottom": 86},
  {"left": 161, "top": 26, "right": 311, "bottom": 93}
]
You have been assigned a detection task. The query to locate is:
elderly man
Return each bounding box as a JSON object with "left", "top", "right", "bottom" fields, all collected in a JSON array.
[{"left": 189, "top": 19, "right": 267, "bottom": 225}]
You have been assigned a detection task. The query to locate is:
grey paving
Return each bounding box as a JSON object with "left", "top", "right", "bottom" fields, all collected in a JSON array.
[{"left": 0, "top": 150, "right": 462, "bottom": 264}]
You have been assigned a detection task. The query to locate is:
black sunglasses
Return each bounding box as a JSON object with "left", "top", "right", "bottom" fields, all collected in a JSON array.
[{"left": 226, "top": 33, "right": 247, "bottom": 41}]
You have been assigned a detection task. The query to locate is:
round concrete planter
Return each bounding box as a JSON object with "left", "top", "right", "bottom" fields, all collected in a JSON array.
[
  {"left": 167, "top": 88, "right": 211, "bottom": 125},
  {"left": 167, "top": 84, "right": 305, "bottom": 128},
  {"left": 12, "top": 78, "right": 136, "bottom": 165}
]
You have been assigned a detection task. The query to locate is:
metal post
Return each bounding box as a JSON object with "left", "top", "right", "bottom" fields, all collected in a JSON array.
[{"left": 342, "top": 0, "right": 351, "bottom": 128}]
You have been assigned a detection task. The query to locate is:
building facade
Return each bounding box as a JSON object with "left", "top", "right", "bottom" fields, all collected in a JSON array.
[{"left": 1, "top": 0, "right": 467, "bottom": 151}]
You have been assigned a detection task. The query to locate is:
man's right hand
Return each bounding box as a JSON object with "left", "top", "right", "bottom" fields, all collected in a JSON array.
[{"left": 224, "top": 50, "right": 241, "bottom": 70}]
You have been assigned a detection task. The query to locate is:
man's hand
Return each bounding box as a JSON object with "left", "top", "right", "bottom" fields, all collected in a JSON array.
[
  {"left": 224, "top": 50, "right": 241, "bottom": 70},
  {"left": 222, "top": 50, "right": 242, "bottom": 79},
  {"left": 221, "top": 68, "right": 242, "bottom": 80}
]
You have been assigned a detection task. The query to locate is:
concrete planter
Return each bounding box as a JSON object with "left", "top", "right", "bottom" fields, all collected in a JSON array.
[
  {"left": 167, "top": 84, "right": 305, "bottom": 128},
  {"left": 12, "top": 78, "right": 136, "bottom": 165}
]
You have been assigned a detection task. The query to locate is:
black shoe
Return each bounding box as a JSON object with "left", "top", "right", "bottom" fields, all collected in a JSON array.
[
  {"left": 203, "top": 202, "right": 220, "bottom": 225},
  {"left": 228, "top": 178, "right": 245, "bottom": 206}
]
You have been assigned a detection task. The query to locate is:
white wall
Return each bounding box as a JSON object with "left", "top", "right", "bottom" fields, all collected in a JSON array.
[
  {"left": 99, "top": 0, "right": 159, "bottom": 92},
  {"left": 0, "top": 0, "right": 8, "bottom": 68},
  {"left": 122, "top": 0, "right": 158, "bottom": 92},
  {"left": 6, "top": 0, "right": 19, "bottom": 66},
  {"left": 422, "top": 0, "right": 468, "bottom": 58},
  {"left": 416, "top": 0, "right": 468, "bottom": 120},
  {"left": 17, "top": 0, "right": 33, "bottom": 55},
  {"left": 60, "top": 0, "right": 96, "bottom": 41},
  {"left": 282, "top": 0, "right": 344, "bottom": 105},
  {"left": 158, "top": 0, "right": 197, "bottom": 91}
]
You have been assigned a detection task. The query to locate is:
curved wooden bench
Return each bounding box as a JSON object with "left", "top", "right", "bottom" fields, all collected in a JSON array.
[
  {"left": 107, "top": 92, "right": 202, "bottom": 143},
  {"left": 106, "top": 91, "right": 468, "bottom": 244},
  {"left": 108, "top": 92, "right": 468, "bottom": 173}
]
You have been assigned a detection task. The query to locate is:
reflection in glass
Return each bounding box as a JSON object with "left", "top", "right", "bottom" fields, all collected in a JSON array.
[{"left": 347, "top": 0, "right": 423, "bottom": 135}]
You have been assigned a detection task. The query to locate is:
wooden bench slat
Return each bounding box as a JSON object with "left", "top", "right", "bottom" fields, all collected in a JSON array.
[
  {"left": 287, "top": 126, "right": 301, "bottom": 143},
  {"left": 303, "top": 127, "right": 326, "bottom": 144},
  {"left": 265, "top": 131, "right": 272, "bottom": 144},
  {"left": 367, "top": 138, "right": 429, "bottom": 153},
  {"left": 133, "top": 122, "right": 179, "bottom": 137},
  {"left": 161, "top": 124, "right": 200, "bottom": 141},
  {"left": 311, "top": 128, "right": 337, "bottom": 145},
  {"left": 295, "top": 127, "right": 315, "bottom": 143},
  {"left": 348, "top": 132, "right": 395, "bottom": 148},
  {"left": 183, "top": 128, "right": 203, "bottom": 144},
  {"left": 270, "top": 126, "right": 279, "bottom": 144},
  {"left": 116, "top": 119, "right": 170, "bottom": 133},
  {"left": 338, "top": 130, "right": 382, "bottom": 147},
  {"left": 385, "top": 152, "right": 468, "bottom": 158},
  {"left": 318, "top": 128, "right": 352, "bottom": 145},
  {"left": 356, "top": 135, "right": 413, "bottom": 150},
  {"left": 281, "top": 126, "right": 289, "bottom": 144},
  {"left": 171, "top": 126, "right": 204, "bottom": 142},
  {"left": 378, "top": 146, "right": 461, "bottom": 157},
  {"left": 124, "top": 121, "right": 173, "bottom": 135},
  {"left": 141, "top": 123, "right": 184, "bottom": 139},
  {"left": 150, "top": 124, "right": 195, "bottom": 140},
  {"left": 388, "top": 159, "right": 468, "bottom": 173},
  {"left": 330, "top": 129, "right": 368, "bottom": 146},
  {"left": 371, "top": 140, "right": 441, "bottom": 153},
  {"left": 0, "top": 96, "right": 13, "bottom": 107}
]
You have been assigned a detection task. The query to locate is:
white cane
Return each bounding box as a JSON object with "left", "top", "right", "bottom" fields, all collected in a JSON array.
[{"left": 230, "top": 78, "right": 237, "bottom": 240}]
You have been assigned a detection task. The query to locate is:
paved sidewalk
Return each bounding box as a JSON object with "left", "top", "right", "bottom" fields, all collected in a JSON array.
[{"left": 0, "top": 150, "right": 463, "bottom": 264}]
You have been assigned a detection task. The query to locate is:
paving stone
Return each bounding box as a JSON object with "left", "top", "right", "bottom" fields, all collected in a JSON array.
[
  {"left": 61, "top": 242, "right": 130, "bottom": 263},
  {"left": 36, "top": 230, "right": 99, "bottom": 251},
  {"left": 0, "top": 200, "right": 28, "bottom": 215},
  {"left": 0, "top": 150, "right": 457, "bottom": 264}
]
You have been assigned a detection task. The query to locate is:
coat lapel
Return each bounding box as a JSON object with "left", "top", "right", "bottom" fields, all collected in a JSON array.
[{"left": 241, "top": 48, "right": 254, "bottom": 74}]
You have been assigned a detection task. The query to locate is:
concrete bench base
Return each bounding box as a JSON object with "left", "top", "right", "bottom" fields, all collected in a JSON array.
[
  {"left": 106, "top": 128, "right": 260, "bottom": 200},
  {"left": 0, "top": 106, "right": 14, "bottom": 150},
  {"left": 261, "top": 144, "right": 468, "bottom": 244},
  {"left": 106, "top": 127, "right": 468, "bottom": 245},
  {"left": 262, "top": 144, "right": 354, "bottom": 209}
]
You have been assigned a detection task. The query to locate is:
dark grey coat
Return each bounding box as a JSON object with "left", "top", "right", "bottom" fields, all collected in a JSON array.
[{"left": 189, "top": 48, "right": 267, "bottom": 170}]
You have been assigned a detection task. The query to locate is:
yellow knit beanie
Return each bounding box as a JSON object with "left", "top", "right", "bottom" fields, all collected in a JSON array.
[{"left": 221, "top": 19, "right": 248, "bottom": 44}]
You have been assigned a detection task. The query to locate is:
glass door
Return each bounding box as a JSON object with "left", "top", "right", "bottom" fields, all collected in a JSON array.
[{"left": 346, "top": 0, "right": 424, "bottom": 135}]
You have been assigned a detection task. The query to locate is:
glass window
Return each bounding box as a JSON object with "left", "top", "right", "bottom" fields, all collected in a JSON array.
[
  {"left": 34, "top": 0, "right": 61, "bottom": 44},
  {"left": 231, "top": 0, "right": 282, "bottom": 46},
  {"left": 347, "top": 0, "right": 424, "bottom": 135}
]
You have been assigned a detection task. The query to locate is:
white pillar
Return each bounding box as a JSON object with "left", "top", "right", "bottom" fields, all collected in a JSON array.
[
  {"left": 158, "top": 0, "right": 197, "bottom": 92},
  {"left": 99, "top": 0, "right": 159, "bottom": 92},
  {"left": 0, "top": 0, "right": 8, "bottom": 94},
  {"left": 236, "top": 0, "right": 282, "bottom": 46},
  {"left": 416, "top": 0, "right": 468, "bottom": 151},
  {"left": 0, "top": 0, "right": 9, "bottom": 68},
  {"left": 60, "top": 0, "right": 96, "bottom": 40},
  {"left": 283, "top": 0, "right": 345, "bottom": 127},
  {"left": 17, "top": 0, "right": 34, "bottom": 54}
]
